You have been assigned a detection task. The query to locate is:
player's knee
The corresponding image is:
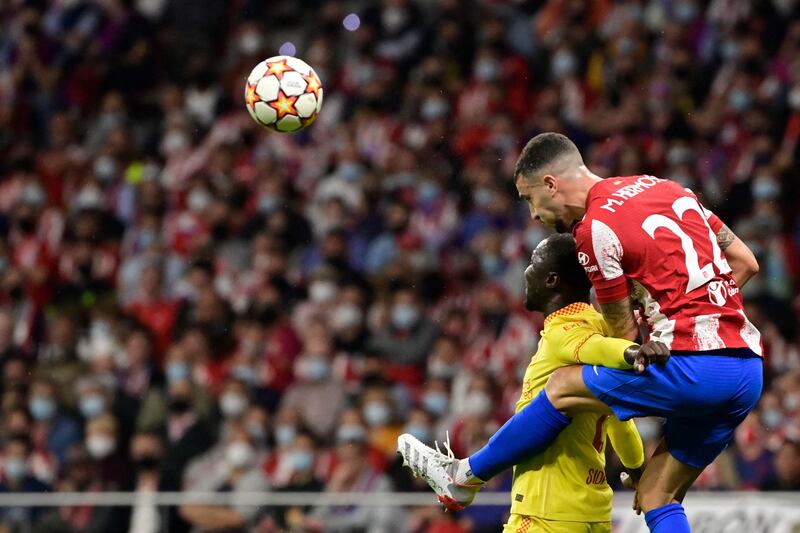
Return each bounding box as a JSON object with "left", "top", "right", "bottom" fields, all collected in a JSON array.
[{"left": 637, "top": 490, "right": 680, "bottom": 513}]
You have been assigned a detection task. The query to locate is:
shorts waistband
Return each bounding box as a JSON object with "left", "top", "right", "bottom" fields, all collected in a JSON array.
[{"left": 669, "top": 347, "right": 761, "bottom": 358}]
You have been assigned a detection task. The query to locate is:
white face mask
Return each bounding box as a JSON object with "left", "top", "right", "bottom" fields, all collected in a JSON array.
[
  {"left": 86, "top": 435, "right": 116, "bottom": 459},
  {"left": 219, "top": 392, "right": 248, "bottom": 418},
  {"left": 226, "top": 441, "right": 255, "bottom": 468},
  {"left": 309, "top": 281, "right": 337, "bottom": 303},
  {"left": 161, "top": 129, "right": 189, "bottom": 157},
  {"left": 464, "top": 392, "right": 493, "bottom": 418},
  {"left": 187, "top": 188, "right": 212, "bottom": 213}
]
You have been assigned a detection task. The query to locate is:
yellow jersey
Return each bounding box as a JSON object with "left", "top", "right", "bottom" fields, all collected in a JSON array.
[{"left": 510, "top": 302, "right": 645, "bottom": 523}]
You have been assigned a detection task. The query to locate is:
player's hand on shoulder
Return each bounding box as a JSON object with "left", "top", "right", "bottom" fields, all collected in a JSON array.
[{"left": 624, "top": 341, "right": 670, "bottom": 373}]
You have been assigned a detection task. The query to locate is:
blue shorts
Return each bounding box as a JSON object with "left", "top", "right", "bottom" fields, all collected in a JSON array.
[{"left": 582, "top": 350, "right": 763, "bottom": 468}]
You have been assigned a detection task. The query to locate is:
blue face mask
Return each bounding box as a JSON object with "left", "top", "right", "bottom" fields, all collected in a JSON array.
[
  {"left": 29, "top": 396, "right": 56, "bottom": 421},
  {"left": 4, "top": 458, "right": 28, "bottom": 482},
  {"left": 728, "top": 89, "right": 751, "bottom": 112},
  {"left": 166, "top": 361, "right": 190, "bottom": 383},
  {"left": 404, "top": 424, "right": 432, "bottom": 444},
  {"left": 336, "top": 424, "right": 366, "bottom": 444},
  {"left": 79, "top": 394, "right": 105, "bottom": 419},
  {"left": 302, "top": 357, "right": 330, "bottom": 382},
  {"left": 274, "top": 425, "right": 296, "bottom": 447},
  {"left": 363, "top": 402, "right": 391, "bottom": 427},
  {"left": 481, "top": 254, "right": 503, "bottom": 276},
  {"left": 761, "top": 408, "right": 782, "bottom": 430},
  {"left": 418, "top": 182, "right": 441, "bottom": 204},
  {"left": 138, "top": 231, "right": 159, "bottom": 249},
  {"left": 258, "top": 196, "right": 280, "bottom": 214},
  {"left": 231, "top": 365, "right": 257, "bottom": 385},
  {"left": 289, "top": 450, "right": 315, "bottom": 472},
  {"left": 391, "top": 304, "right": 419, "bottom": 330},
  {"left": 422, "top": 392, "right": 449, "bottom": 417}
]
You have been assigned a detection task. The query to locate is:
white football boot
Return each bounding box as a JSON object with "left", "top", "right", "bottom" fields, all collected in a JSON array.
[{"left": 397, "top": 432, "right": 484, "bottom": 511}]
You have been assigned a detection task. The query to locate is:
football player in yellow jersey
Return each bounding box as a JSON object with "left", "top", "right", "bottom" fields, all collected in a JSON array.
[{"left": 400, "top": 234, "right": 661, "bottom": 532}]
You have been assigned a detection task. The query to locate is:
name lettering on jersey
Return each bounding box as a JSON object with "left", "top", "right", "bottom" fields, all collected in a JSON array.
[
  {"left": 584, "top": 265, "right": 598, "bottom": 273},
  {"left": 600, "top": 176, "right": 663, "bottom": 213},
  {"left": 585, "top": 468, "right": 607, "bottom": 485}
]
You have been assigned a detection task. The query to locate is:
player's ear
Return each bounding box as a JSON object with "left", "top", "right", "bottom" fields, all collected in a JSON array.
[
  {"left": 542, "top": 175, "right": 557, "bottom": 195},
  {"left": 545, "top": 272, "right": 559, "bottom": 289}
]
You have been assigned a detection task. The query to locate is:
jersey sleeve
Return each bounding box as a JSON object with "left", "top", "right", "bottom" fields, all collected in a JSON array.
[
  {"left": 548, "top": 321, "right": 635, "bottom": 369},
  {"left": 607, "top": 417, "right": 644, "bottom": 470},
  {"left": 574, "top": 218, "right": 630, "bottom": 304}
]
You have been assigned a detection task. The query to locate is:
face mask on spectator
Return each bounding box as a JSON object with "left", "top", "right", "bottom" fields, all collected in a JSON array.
[
  {"left": 226, "top": 441, "right": 255, "bottom": 468},
  {"left": 481, "top": 254, "right": 503, "bottom": 276},
  {"left": 161, "top": 129, "right": 189, "bottom": 156},
  {"left": 79, "top": 395, "right": 105, "bottom": 419},
  {"left": 783, "top": 393, "right": 800, "bottom": 412},
  {"left": 93, "top": 156, "right": 118, "bottom": 183},
  {"left": 752, "top": 176, "right": 780, "bottom": 201},
  {"left": 332, "top": 304, "right": 363, "bottom": 331},
  {"left": 336, "top": 424, "right": 366, "bottom": 444},
  {"left": 231, "top": 365, "right": 258, "bottom": 386},
  {"left": 363, "top": 402, "right": 391, "bottom": 426},
  {"left": 551, "top": 50, "right": 577, "bottom": 79},
  {"left": 674, "top": 1, "right": 698, "bottom": 21},
  {"left": 247, "top": 423, "right": 267, "bottom": 444},
  {"left": 29, "top": 396, "right": 56, "bottom": 421},
  {"left": 762, "top": 408, "right": 783, "bottom": 430},
  {"left": 464, "top": 392, "right": 493, "bottom": 418},
  {"left": 187, "top": 188, "right": 212, "bottom": 213},
  {"left": 166, "top": 361, "right": 190, "bottom": 383},
  {"left": 309, "top": 281, "right": 337, "bottom": 303},
  {"left": 238, "top": 31, "right": 262, "bottom": 55},
  {"left": 391, "top": 304, "right": 420, "bottom": 330},
  {"left": 474, "top": 59, "right": 500, "bottom": 82},
  {"left": 298, "top": 357, "right": 330, "bottom": 382},
  {"left": 422, "top": 391, "right": 449, "bottom": 416},
  {"left": 4, "top": 457, "right": 28, "bottom": 482},
  {"left": 428, "top": 360, "right": 457, "bottom": 380},
  {"left": 86, "top": 435, "right": 116, "bottom": 459},
  {"left": 257, "top": 195, "right": 280, "bottom": 214},
  {"left": 289, "top": 450, "right": 314, "bottom": 473},
  {"left": 274, "top": 425, "right": 296, "bottom": 447},
  {"left": 720, "top": 40, "right": 739, "bottom": 61},
  {"left": 728, "top": 88, "right": 751, "bottom": 112},
  {"left": 381, "top": 6, "right": 408, "bottom": 32},
  {"left": 220, "top": 392, "right": 248, "bottom": 418},
  {"left": 404, "top": 424, "right": 432, "bottom": 444},
  {"left": 20, "top": 184, "right": 46, "bottom": 208},
  {"left": 418, "top": 182, "right": 441, "bottom": 204},
  {"left": 338, "top": 162, "right": 363, "bottom": 181},
  {"left": 420, "top": 97, "right": 449, "bottom": 121},
  {"left": 789, "top": 86, "right": 800, "bottom": 111},
  {"left": 474, "top": 188, "right": 494, "bottom": 208}
]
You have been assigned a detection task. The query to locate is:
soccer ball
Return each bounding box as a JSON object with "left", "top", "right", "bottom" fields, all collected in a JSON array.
[{"left": 244, "top": 55, "right": 323, "bottom": 133}]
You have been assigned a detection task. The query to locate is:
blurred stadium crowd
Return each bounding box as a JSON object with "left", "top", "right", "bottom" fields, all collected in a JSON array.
[{"left": 0, "top": 0, "right": 799, "bottom": 531}]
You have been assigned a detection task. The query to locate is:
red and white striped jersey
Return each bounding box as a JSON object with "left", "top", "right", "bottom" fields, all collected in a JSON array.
[{"left": 573, "top": 176, "right": 762, "bottom": 354}]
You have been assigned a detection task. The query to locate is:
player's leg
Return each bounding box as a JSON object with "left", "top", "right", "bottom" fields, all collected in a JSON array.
[
  {"left": 468, "top": 366, "right": 611, "bottom": 481},
  {"left": 637, "top": 356, "right": 763, "bottom": 533},
  {"left": 636, "top": 439, "right": 699, "bottom": 533}
]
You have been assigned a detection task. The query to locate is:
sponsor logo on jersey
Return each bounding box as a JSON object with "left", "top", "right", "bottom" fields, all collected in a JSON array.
[{"left": 707, "top": 280, "right": 727, "bottom": 306}]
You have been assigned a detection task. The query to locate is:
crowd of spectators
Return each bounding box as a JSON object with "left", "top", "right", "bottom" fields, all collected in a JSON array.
[{"left": 0, "top": 0, "right": 799, "bottom": 531}]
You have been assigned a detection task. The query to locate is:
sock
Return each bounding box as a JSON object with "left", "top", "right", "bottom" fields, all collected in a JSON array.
[
  {"left": 454, "top": 458, "right": 483, "bottom": 485},
  {"left": 645, "top": 503, "right": 690, "bottom": 533},
  {"left": 467, "top": 391, "right": 570, "bottom": 481}
]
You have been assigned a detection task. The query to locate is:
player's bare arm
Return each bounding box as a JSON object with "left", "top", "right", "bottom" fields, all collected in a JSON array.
[
  {"left": 599, "top": 296, "right": 638, "bottom": 342},
  {"left": 717, "top": 224, "right": 759, "bottom": 287}
]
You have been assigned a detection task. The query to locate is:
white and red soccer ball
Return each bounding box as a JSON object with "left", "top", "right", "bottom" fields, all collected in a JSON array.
[{"left": 244, "top": 55, "right": 323, "bottom": 133}]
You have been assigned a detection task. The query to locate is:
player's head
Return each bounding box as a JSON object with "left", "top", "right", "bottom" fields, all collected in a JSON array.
[
  {"left": 514, "top": 132, "right": 585, "bottom": 233},
  {"left": 524, "top": 234, "right": 591, "bottom": 312}
]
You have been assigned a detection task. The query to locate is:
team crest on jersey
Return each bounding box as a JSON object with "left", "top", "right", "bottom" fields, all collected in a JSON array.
[
  {"left": 578, "top": 252, "right": 590, "bottom": 265},
  {"left": 707, "top": 281, "right": 727, "bottom": 306}
]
